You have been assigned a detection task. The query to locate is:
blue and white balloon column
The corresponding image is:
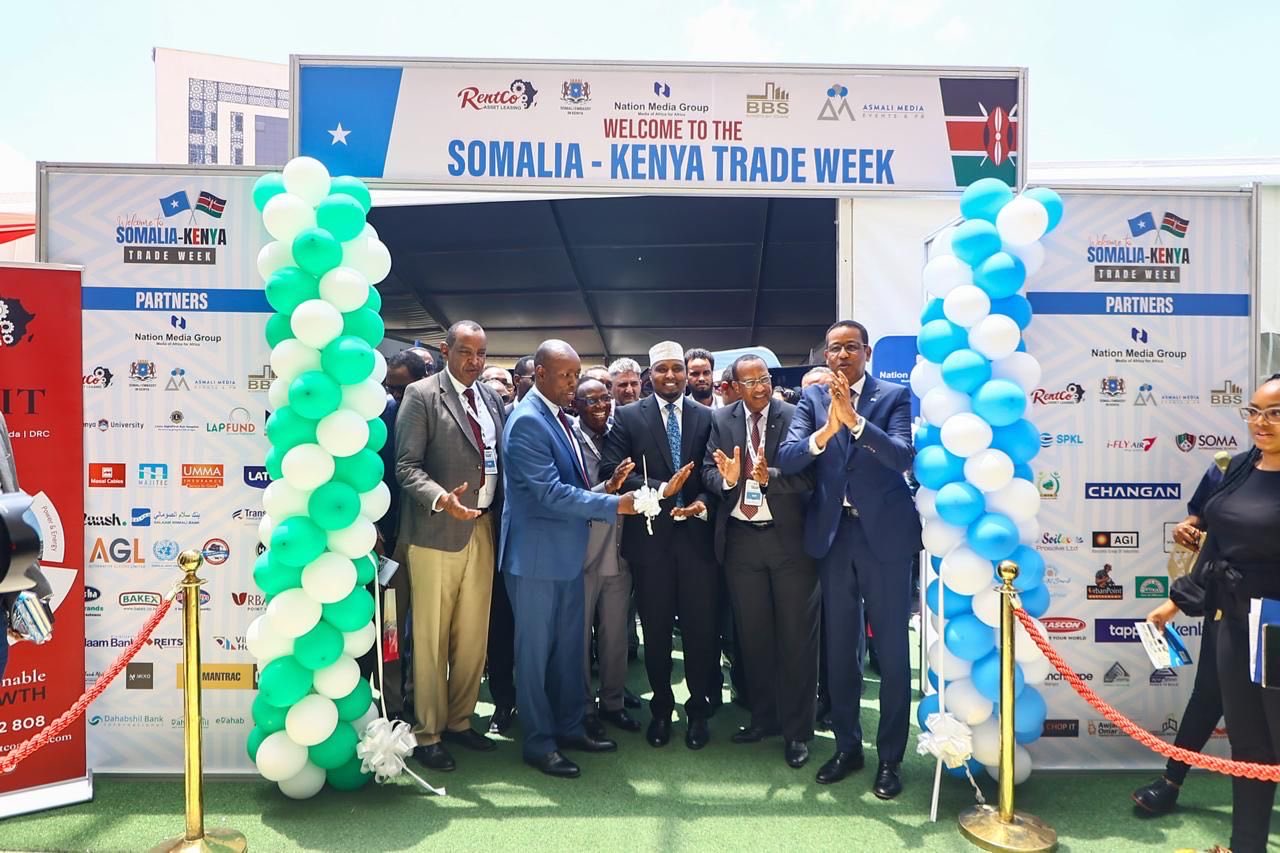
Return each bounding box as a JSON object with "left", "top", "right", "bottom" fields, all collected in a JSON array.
[{"left": 913, "top": 179, "right": 1064, "bottom": 785}]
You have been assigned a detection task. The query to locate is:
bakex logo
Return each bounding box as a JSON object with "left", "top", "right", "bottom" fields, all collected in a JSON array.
[{"left": 116, "top": 189, "right": 228, "bottom": 266}]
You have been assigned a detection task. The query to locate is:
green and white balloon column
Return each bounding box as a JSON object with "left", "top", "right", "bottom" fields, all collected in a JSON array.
[{"left": 245, "top": 157, "right": 391, "bottom": 798}]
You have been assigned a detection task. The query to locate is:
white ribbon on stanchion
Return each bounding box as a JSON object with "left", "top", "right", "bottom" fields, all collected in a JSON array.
[{"left": 634, "top": 455, "right": 663, "bottom": 535}]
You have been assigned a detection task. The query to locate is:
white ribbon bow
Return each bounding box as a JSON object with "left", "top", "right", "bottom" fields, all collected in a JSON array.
[
  {"left": 633, "top": 485, "right": 663, "bottom": 535},
  {"left": 357, "top": 717, "right": 446, "bottom": 796}
]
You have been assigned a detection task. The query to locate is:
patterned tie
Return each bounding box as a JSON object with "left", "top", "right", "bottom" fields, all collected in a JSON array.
[
  {"left": 666, "top": 402, "right": 684, "bottom": 507},
  {"left": 844, "top": 389, "right": 860, "bottom": 507},
  {"left": 462, "top": 388, "right": 487, "bottom": 486},
  {"left": 556, "top": 410, "right": 590, "bottom": 484},
  {"left": 740, "top": 411, "right": 763, "bottom": 519}
]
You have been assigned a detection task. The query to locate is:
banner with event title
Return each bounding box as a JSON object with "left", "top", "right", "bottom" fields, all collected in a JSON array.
[
  {"left": 40, "top": 165, "right": 271, "bottom": 773},
  {"left": 294, "top": 58, "right": 1023, "bottom": 194}
]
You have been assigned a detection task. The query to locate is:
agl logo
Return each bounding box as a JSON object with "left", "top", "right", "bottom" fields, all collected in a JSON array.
[{"left": 88, "top": 538, "right": 144, "bottom": 565}]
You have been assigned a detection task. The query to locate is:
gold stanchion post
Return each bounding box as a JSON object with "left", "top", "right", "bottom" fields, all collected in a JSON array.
[
  {"left": 958, "top": 560, "right": 1057, "bottom": 853},
  {"left": 151, "top": 549, "right": 247, "bottom": 853}
]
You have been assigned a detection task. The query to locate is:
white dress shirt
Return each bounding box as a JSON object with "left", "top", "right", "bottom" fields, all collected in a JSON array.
[
  {"left": 528, "top": 384, "right": 590, "bottom": 480},
  {"left": 807, "top": 374, "right": 866, "bottom": 509},
  {"left": 433, "top": 368, "right": 497, "bottom": 511},
  {"left": 656, "top": 394, "right": 707, "bottom": 521},
  {"left": 724, "top": 403, "right": 774, "bottom": 523}
]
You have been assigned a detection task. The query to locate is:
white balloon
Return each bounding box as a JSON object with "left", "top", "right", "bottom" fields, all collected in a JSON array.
[
  {"left": 940, "top": 413, "right": 994, "bottom": 458},
  {"left": 262, "top": 193, "right": 317, "bottom": 243},
  {"left": 316, "top": 410, "right": 370, "bottom": 458},
  {"left": 282, "top": 444, "right": 335, "bottom": 492},
  {"left": 1020, "top": 654, "right": 1052, "bottom": 683},
  {"left": 359, "top": 222, "right": 379, "bottom": 242},
  {"left": 923, "top": 254, "right": 974, "bottom": 298},
  {"left": 369, "top": 350, "right": 388, "bottom": 385},
  {"left": 985, "top": 479, "right": 1041, "bottom": 522},
  {"left": 971, "top": 584, "right": 1002, "bottom": 627},
  {"left": 922, "top": 520, "right": 967, "bottom": 559},
  {"left": 342, "top": 622, "right": 378, "bottom": 658},
  {"left": 943, "top": 284, "right": 992, "bottom": 328},
  {"left": 362, "top": 239, "right": 392, "bottom": 285},
  {"left": 929, "top": 225, "right": 958, "bottom": 260},
  {"left": 964, "top": 449, "right": 1015, "bottom": 493},
  {"left": 921, "top": 386, "right": 971, "bottom": 427},
  {"left": 996, "top": 196, "right": 1049, "bottom": 247},
  {"left": 968, "top": 314, "right": 1022, "bottom": 361},
  {"left": 910, "top": 359, "right": 943, "bottom": 397},
  {"left": 327, "top": 518, "right": 378, "bottom": 559},
  {"left": 256, "top": 731, "right": 309, "bottom": 782},
  {"left": 915, "top": 488, "right": 939, "bottom": 520},
  {"left": 1017, "top": 516, "right": 1041, "bottom": 546},
  {"left": 986, "top": 744, "right": 1033, "bottom": 785},
  {"left": 970, "top": 718, "right": 1001, "bottom": 765},
  {"left": 278, "top": 761, "right": 326, "bottom": 800},
  {"left": 257, "top": 240, "right": 295, "bottom": 280},
  {"left": 359, "top": 481, "right": 392, "bottom": 522},
  {"left": 319, "top": 267, "right": 370, "bottom": 314},
  {"left": 268, "top": 376, "right": 291, "bottom": 410},
  {"left": 291, "top": 299, "right": 345, "bottom": 350},
  {"left": 342, "top": 379, "right": 390, "bottom": 420},
  {"left": 1005, "top": 240, "right": 1045, "bottom": 277},
  {"left": 942, "top": 546, "right": 996, "bottom": 596},
  {"left": 286, "top": 694, "right": 339, "bottom": 747},
  {"left": 282, "top": 156, "right": 332, "bottom": 207},
  {"left": 270, "top": 339, "right": 322, "bottom": 384},
  {"left": 1014, "top": 618, "right": 1047, "bottom": 665},
  {"left": 266, "top": 588, "right": 323, "bottom": 639},
  {"left": 989, "top": 352, "right": 1042, "bottom": 392},
  {"left": 258, "top": 514, "right": 276, "bottom": 548},
  {"left": 263, "top": 481, "right": 312, "bottom": 521},
  {"left": 313, "top": 655, "right": 361, "bottom": 699},
  {"left": 353, "top": 700, "right": 380, "bottom": 735},
  {"left": 302, "top": 552, "right": 358, "bottom": 604},
  {"left": 948, "top": 679, "right": 994, "bottom": 727},
  {"left": 247, "top": 615, "right": 294, "bottom": 663},
  {"left": 928, "top": 640, "right": 973, "bottom": 681}
]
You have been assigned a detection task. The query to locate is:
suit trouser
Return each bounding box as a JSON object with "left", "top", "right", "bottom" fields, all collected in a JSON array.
[
  {"left": 1164, "top": 611, "right": 1221, "bottom": 785},
  {"left": 406, "top": 514, "right": 494, "bottom": 745},
  {"left": 486, "top": 565, "right": 517, "bottom": 709},
  {"left": 1218, "top": 617, "right": 1280, "bottom": 853},
  {"left": 818, "top": 513, "right": 912, "bottom": 762},
  {"left": 724, "top": 521, "right": 819, "bottom": 741},
  {"left": 506, "top": 571, "right": 587, "bottom": 759},
  {"left": 584, "top": 565, "right": 632, "bottom": 714},
  {"left": 631, "top": 521, "right": 719, "bottom": 721}
]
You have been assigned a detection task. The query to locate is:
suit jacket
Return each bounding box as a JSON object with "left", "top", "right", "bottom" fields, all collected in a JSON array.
[
  {"left": 574, "top": 419, "right": 625, "bottom": 578},
  {"left": 776, "top": 375, "right": 922, "bottom": 563},
  {"left": 499, "top": 394, "right": 620, "bottom": 581},
  {"left": 702, "top": 400, "right": 812, "bottom": 565},
  {"left": 600, "top": 395, "right": 715, "bottom": 566},
  {"left": 394, "top": 371, "right": 507, "bottom": 553}
]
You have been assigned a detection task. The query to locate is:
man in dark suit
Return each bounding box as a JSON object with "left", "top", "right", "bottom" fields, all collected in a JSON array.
[
  {"left": 776, "top": 320, "right": 921, "bottom": 799},
  {"left": 704, "top": 355, "right": 819, "bottom": 768},
  {"left": 501, "top": 340, "right": 639, "bottom": 778},
  {"left": 600, "top": 341, "right": 717, "bottom": 750}
]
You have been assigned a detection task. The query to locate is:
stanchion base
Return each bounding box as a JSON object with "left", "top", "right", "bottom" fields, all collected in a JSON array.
[
  {"left": 150, "top": 828, "right": 248, "bottom": 853},
  {"left": 959, "top": 805, "right": 1057, "bottom": 852}
]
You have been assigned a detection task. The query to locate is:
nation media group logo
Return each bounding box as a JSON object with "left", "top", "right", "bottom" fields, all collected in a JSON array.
[
  {"left": 116, "top": 188, "right": 228, "bottom": 265},
  {"left": 1086, "top": 209, "right": 1192, "bottom": 283}
]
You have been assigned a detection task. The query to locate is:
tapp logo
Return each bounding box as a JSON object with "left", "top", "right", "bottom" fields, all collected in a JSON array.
[{"left": 1095, "top": 619, "right": 1143, "bottom": 643}]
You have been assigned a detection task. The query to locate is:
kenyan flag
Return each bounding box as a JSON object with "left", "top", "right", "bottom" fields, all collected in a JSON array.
[{"left": 940, "top": 78, "right": 1019, "bottom": 187}]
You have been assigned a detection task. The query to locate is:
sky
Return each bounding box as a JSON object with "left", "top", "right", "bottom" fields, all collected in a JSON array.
[{"left": 1, "top": 0, "right": 1278, "bottom": 171}]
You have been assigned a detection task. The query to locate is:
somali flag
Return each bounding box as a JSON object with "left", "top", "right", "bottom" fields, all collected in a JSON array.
[
  {"left": 159, "top": 190, "right": 191, "bottom": 218},
  {"left": 1127, "top": 212, "right": 1156, "bottom": 237}
]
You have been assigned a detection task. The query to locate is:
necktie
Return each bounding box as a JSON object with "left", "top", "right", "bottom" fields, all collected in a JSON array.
[
  {"left": 556, "top": 410, "right": 590, "bottom": 484},
  {"left": 462, "top": 388, "right": 487, "bottom": 485},
  {"left": 844, "top": 389, "right": 859, "bottom": 507},
  {"left": 666, "top": 402, "right": 684, "bottom": 507},
  {"left": 740, "top": 411, "right": 762, "bottom": 519}
]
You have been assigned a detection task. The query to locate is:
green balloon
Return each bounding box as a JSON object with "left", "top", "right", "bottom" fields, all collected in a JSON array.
[
  {"left": 288, "top": 370, "right": 343, "bottom": 420},
  {"left": 341, "top": 308, "right": 384, "bottom": 348},
  {"left": 364, "top": 417, "right": 387, "bottom": 453},
  {"left": 258, "top": 656, "right": 313, "bottom": 708},
  {"left": 332, "top": 449, "right": 384, "bottom": 493},
  {"left": 323, "top": 587, "right": 376, "bottom": 632},
  {"left": 265, "top": 446, "right": 285, "bottom": 481},
  {"left": 265, "top": 267, "right": 319, "bottom": 315},
  {"left": 292, "top": 227, "right": 343, "bottom": 277},
  {"left": 252, "top": 692, "right": 289, "bottom": 734},
  {"left": 352, "top": 554, "right": 377, "bottom": 586},
  {"left": 309, "top": 722, "right": 359, "bottom": 770},
  {"left": 265, "top": 312, "right": 296, "bottom": 348},
  {"left": 334, "top": 677, "right": 374, "bottom": 721},
  {"left": 315, "top": 195, "right": 368, "bottom": 243},
  {"left": 253, "top": 550, "right": 304, "bottom": 596},
  {"left": 362, "top": 286, "right": 382, "bottom": 314},
  {"left": 329, "top": 176, "right": 372, "bottom": 214},
  {"left": 320, "top": 336, "right": 375, "bottom": 386},
  {"left": 326, "top": 755, "right": 372, "bottom": 791},
  {"left": 252, "top": 173, "right": 286, "bottom": 212},
  {"left": 308, "top": 481, "right": 362, "bottom": 531},
  {"left": 266, "top": 406, "right": 319, "bottom": 451},
  {"left": 270, "top": 516, "right": 328, "bottom": 568},
  {"left": 247, "top": 726, "right": 267, "bottom": 763},
  {"left": 294, "top": 619, "right": 345, "bottom": 670}
]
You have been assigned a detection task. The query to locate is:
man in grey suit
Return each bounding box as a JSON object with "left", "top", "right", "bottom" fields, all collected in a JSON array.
[{"left": 395, "top": 320, "right": 507, "bottom": 771}]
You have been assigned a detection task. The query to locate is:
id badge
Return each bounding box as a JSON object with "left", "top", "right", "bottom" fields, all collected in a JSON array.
[
  {"left": 743, "top": 479, "right": 764, "bottom": 507},
  {"left": 484, "top": 447, "right": 498, "bottom": 475}
]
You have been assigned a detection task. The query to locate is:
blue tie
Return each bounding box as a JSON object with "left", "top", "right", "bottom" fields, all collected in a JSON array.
[{"left": 665, "top": 402, "right": 684, "bottom": 507}]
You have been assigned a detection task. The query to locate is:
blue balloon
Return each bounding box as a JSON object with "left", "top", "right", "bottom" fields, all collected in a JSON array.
[
  {"left": 918, "top": 319, "right": 969, "bottom": 364},
  {"left": 944, "top": 612, "right": 997, "bottom": 662},
  {"left": 921, "top": 297, "right": 947, "bottom": 325},
  {"left": 926, "top": 578, "right": 973, "bottom": 617},
  {"left": 1025, "top": 187, "right": 1064, "bottom": 233},
  {"left": 1014, "top": 687, "right": 1048, "bottom": 744},
  {"left": 968, "top": 513, "right": 1020, "bottom": 561},
  {"left": 917, "top": 691, "right": 941, "bottom": 730},
  {"left": 927, "top": 668, "right": 939, "bottom": 690},
  {"left": 941, "top": 348, "right": 992, "bottom": 394},
  {"left": 1016, "top": 339, "right": 1027, "bottom": 353},
  {"left": 1020, "top": 582, "right": 1051, "bottom": 618},
  {"left": 951, "top": 220, "right": 1003, "bottom": 268},
  {"left": 973, "top": 252, "right": 1027, "bottom": 300},
  {"left": 991, "top": 294, "right": 1033, "bottom": 330},
  {"left": 1013, "top": 462, "right": 1035, "bottom": 482},
  {"left": 1008, "top": 545, "right": 1046, "bottom": 591},
  {"left": 971, "top": 649, "right": 1025, "bottom": 702},
  {"left": 930, "top": 555, "right": 944, "bottom": 572},
  {"left": 971, "top": 379, "right": 1027, "bottom": 427},
  {"left": 960, "top": 178, "right": 1015, "bottom": 224},
  {"left": 914, "top": 445, "right": 965, "bottom": 490},
  {"left": 990, "top": 419, "right": 1040, "bottom": 465},
  {"left": 936, "top": 481, "right": 986, "bottom": 527},
  {"left": 915, "top": 423, "right": 942, "bottom": 448}
]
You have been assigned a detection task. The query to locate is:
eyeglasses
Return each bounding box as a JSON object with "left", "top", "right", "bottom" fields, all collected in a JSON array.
[
  {"left": 736, "top": 376, "right": 773, "bottom": 389},
  {"left": 1239, "top": 406, "right": 1280, "bottom": 425},
  {"left": 577, "top": 394, "right": 612, "bottom": 406},
  {"left": 825, "top": 343, "right": 867, "bottom": 355}
]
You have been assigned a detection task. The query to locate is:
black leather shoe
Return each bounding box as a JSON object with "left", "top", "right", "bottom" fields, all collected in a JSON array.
[
  {"left": 584, "top": 714, "right": 608, "bottom": 741},
  {"left": 525, "top": 750, "right": 580, "bottom": 778},
  {"left": 623, "top": 688, "right": 642, "bottom": 709},
  {"left": 872, "top": 761, "right": 903, "bottom": 800},
  {"left": 731, "top": 725, "right": 780, "bottom": 744},
  {"left": 1132, "top": 777, "right": 1180, "bottom": 815},
  {"left": 647, "top": 717, "right": 672, "bottom": 747},
  {"left": 600, "top": 707, "right": 642, "bottom": 732},
  {"left": 815, "top": 749, "right": 864, "bottom": 784},
  {"left": 785, "top": 740, "right": 810, "bottom": 768},
  {"left": 686, "top": 717, "right": 710, "bottom": 750},
  {"left": 557, "top": 734, "right": 618, "bottom": 753},
  {"left": 413, "top": 743, "right": 456, "bottom": 772},
  {"left": 488, "top": 705, "right": 516, "bottom": 735},
  {"left": 443, "top": 727, "right": 497, "bottom": 752}
]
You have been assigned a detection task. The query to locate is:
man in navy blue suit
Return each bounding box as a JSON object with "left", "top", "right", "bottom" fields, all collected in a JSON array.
[
  {"left": 501, "top": 339, "right": 640, "bottom": 778},
  {"left": 776, "top": 320, "right": 922, "bottom": 799}
]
